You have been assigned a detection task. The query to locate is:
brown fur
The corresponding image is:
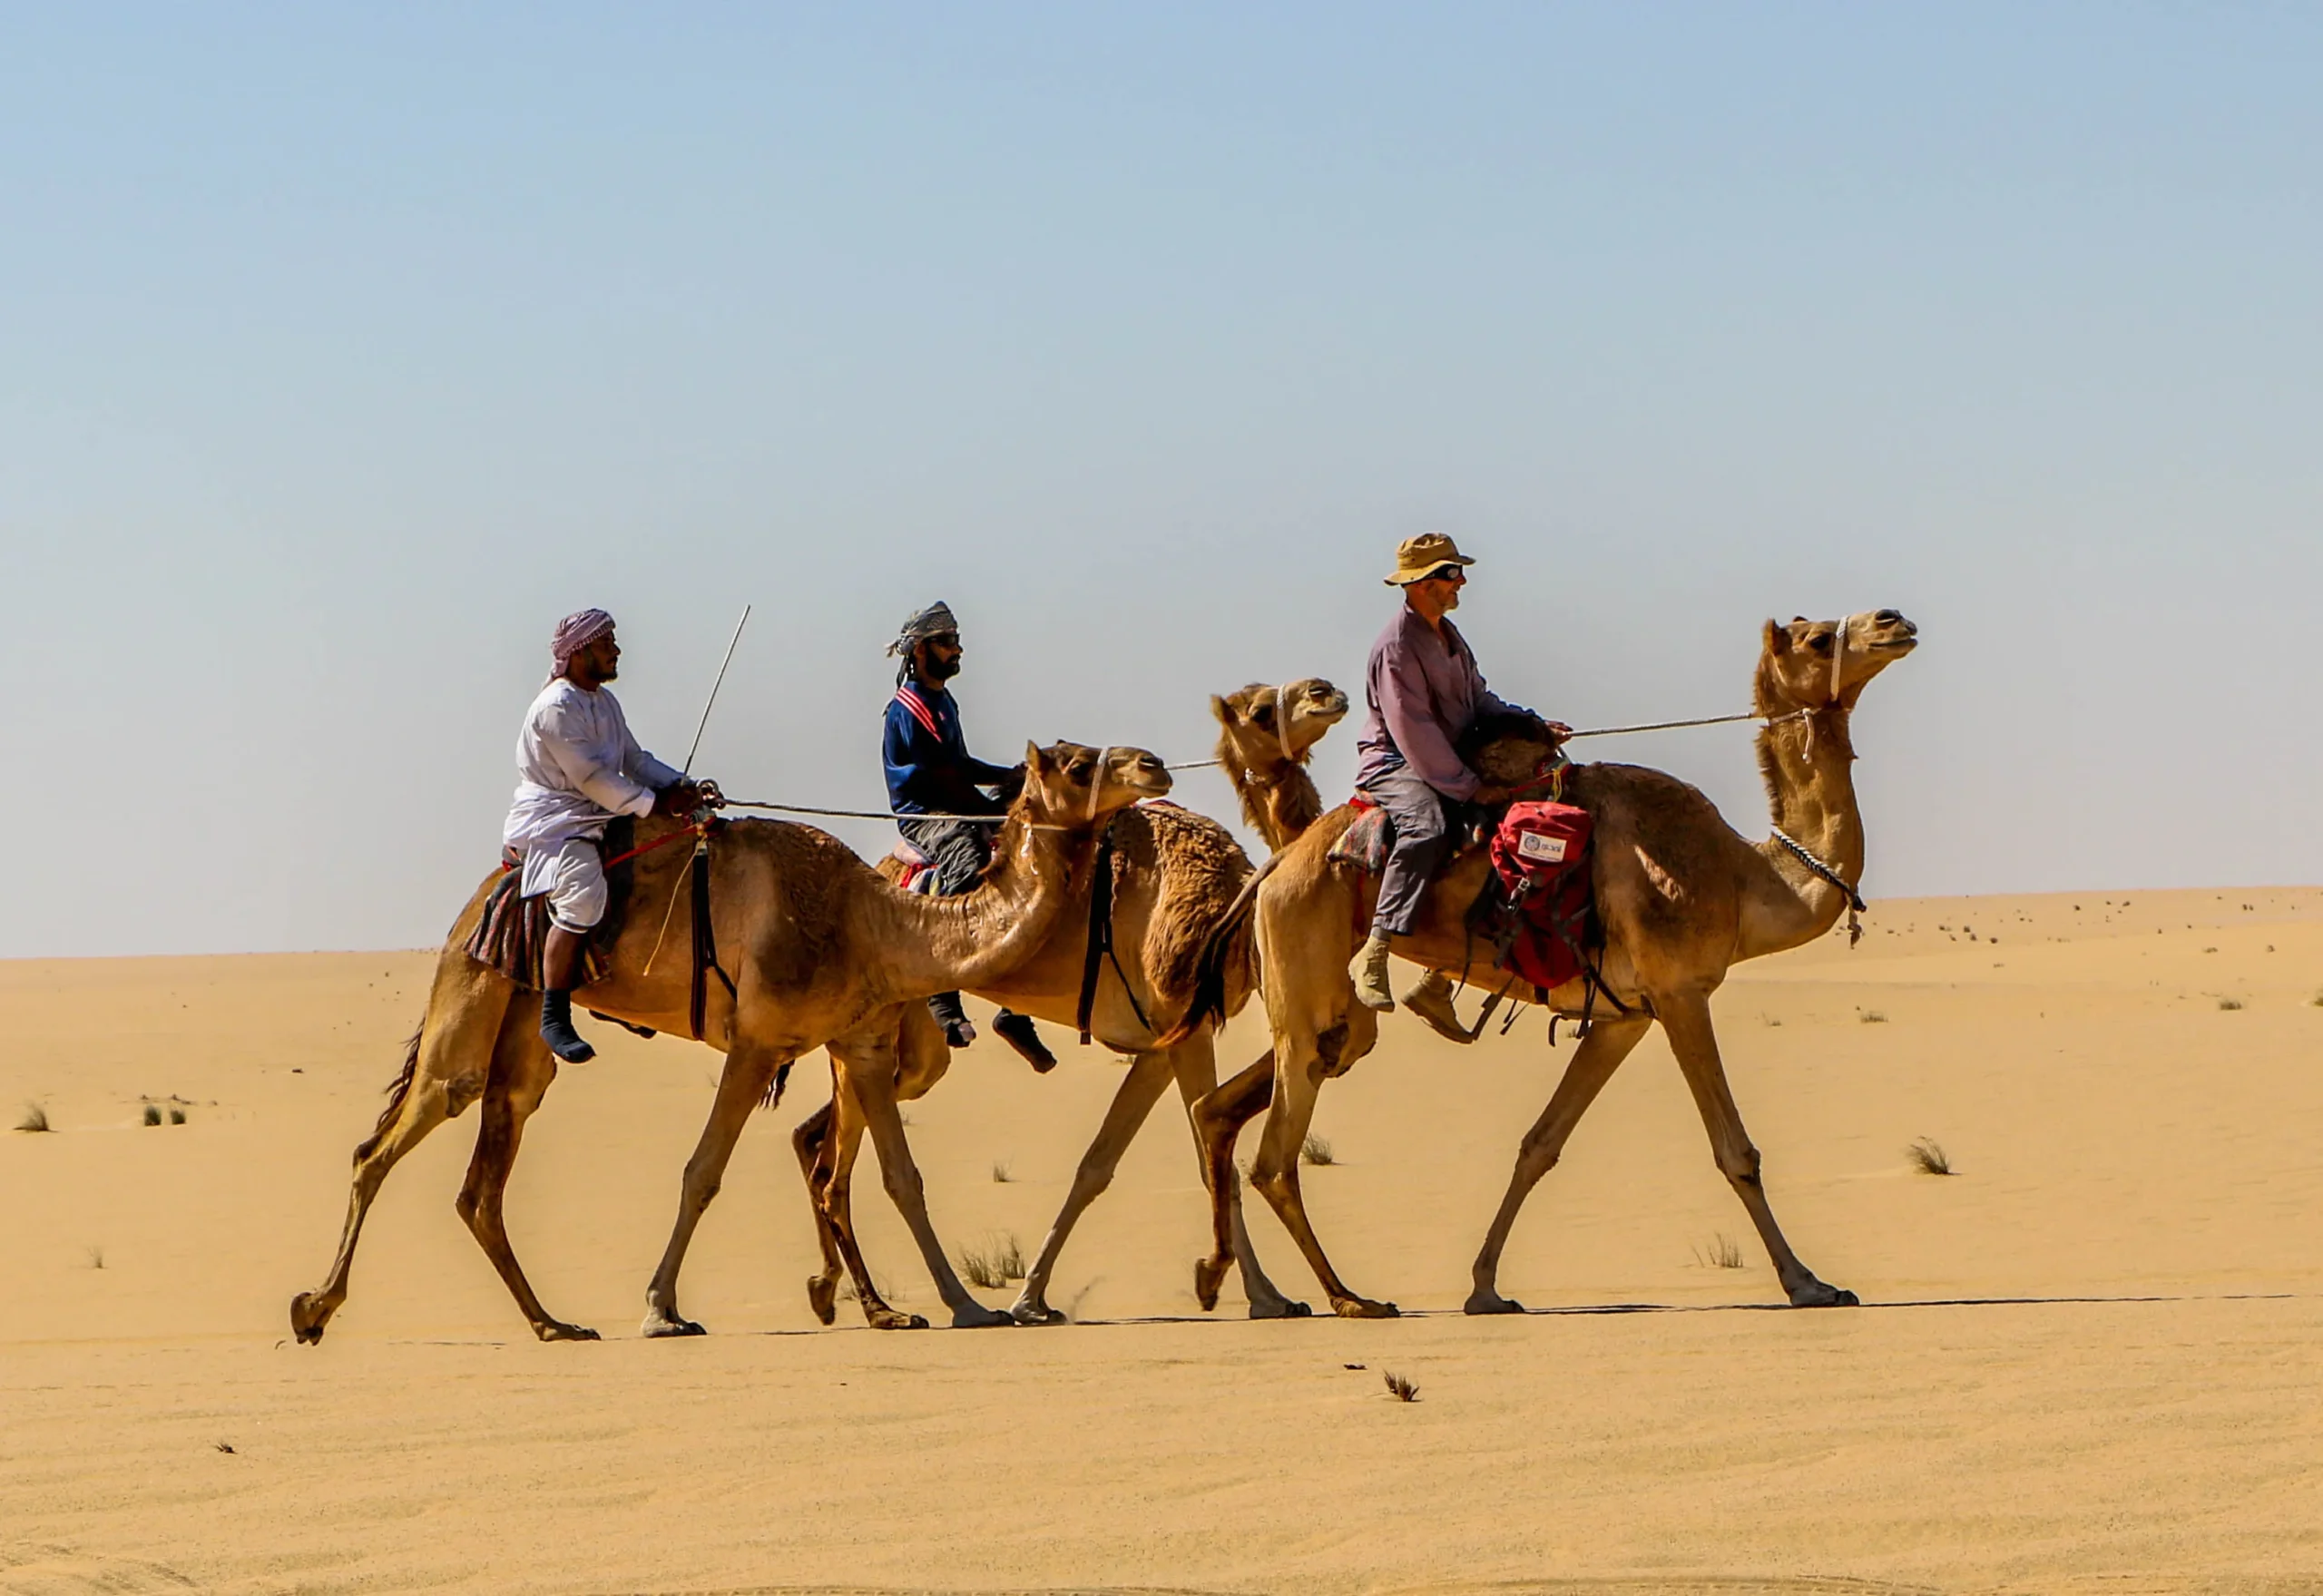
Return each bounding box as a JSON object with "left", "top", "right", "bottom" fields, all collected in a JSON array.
[
  {"left": 1186, "top": 611, "right": 1921, "bottom": 1319},
  {"left": 796, "top": 680, "right": 1350, "bottom": 1327},
  {"left": 289, "top": 739, "right": 1170, "bottom": 1344}
]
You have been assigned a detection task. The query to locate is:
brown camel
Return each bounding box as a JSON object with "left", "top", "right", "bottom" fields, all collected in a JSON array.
[
  {"left": 1184, "top": 610, "right": 1920, "bottom": 1317},
  {"left": 288, "top": 740, "right": 1168, "bottom": 1345},
  {"left": 789, "top": 680, "right": 1350, "bottom": 1327}
]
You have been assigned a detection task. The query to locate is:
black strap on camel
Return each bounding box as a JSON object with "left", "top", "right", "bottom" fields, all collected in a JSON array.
[
  {"left": 689, "top": 826, "right": 739, "bottom": 1043},
  {"left": 1075, "top": 817, "right": 1152, "bottom": 1046}
]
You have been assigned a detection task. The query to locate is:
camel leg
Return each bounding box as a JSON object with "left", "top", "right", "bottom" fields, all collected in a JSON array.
[
  {"left": 641, "top": 1042, "right": 792, "bottom": 1338},
  {"left": 835, "top": 1044, "right": 1014, "bottom": 1328},
  {"left": 289, "top": 964, "right": 509, "bottom": 1345},
  {"left": 1191, "top": 1053, "right": 1276, "bottom": 1311},
  {"left": 454, "top": 1008, "right": 596, "bottom": 1341},
  {"left": 791, "top": 1092, "right": 847, "bottom": 1325},
  {"left": 1007, "top": 1050, "right": 1177, "bottom": 1324},
  {"left": 1245, "top": 1017, "right": 1395, "bottom": 1318},
  {"left": 1657, "top": 991, "right": 1857, "bottom": 1308},
  {"left": 1171, "top": 1041, "right": 1305, "bottom": 1319},
  {"left": 1465, "top": 1015, "right": 1652, "bottom": 1314},
  {"left": 813, "top": 1067, "right": 929, "bottom": 1330}
]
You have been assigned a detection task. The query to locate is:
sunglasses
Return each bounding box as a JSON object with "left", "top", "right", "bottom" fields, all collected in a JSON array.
[
  {"left": 1421, "top": 565, "right": 1466, "bottom": 583},
  {"left": 922, "top": 632, "right": 961, "bottom": 649}
]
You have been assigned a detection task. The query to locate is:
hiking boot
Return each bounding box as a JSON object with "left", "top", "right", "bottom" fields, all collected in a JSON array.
[
  {"left": 1348, "top": 933, "right": 1396, "bottom": 1012},
  {"left": 928, "top": 991, "right": 977, "bottom": 1048},
  {"left": 992, "top": 1009, "right": 1058, "bottom": 1072},
  {"left": 540, "top": 990, "right": 596, "bottom": 1064},
  {"left": 1402, "top": 970, "right": 1473, "bottom": 1043}
]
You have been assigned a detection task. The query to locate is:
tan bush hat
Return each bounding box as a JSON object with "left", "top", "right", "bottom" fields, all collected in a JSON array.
[{"left": 1384, "top": 532, "right": 1476, "bottom": 586}]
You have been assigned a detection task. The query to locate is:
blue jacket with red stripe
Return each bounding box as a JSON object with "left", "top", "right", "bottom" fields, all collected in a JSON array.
[{"left": 883, "top": 681, "right": 1017, "bottom": 822}]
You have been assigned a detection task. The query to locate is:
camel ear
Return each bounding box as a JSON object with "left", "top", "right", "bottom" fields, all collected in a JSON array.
[
  {"left": 1210, "top": 694, "right": 1233, "bottom": 727},
  {"left": 1024, "top": 741, "right": 1048, "bottom": 775},
  {"left": 1764, "top": 619, "right": 1789, "bottom": 655}
]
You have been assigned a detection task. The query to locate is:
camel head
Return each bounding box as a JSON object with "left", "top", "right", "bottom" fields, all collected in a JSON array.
[
  {"left": 1017, "top": 739, "right": 1172, "bottom": 827},
  {"left": 1210, "top": 678, "right": 1349, "bottom": 771},
  {"left": 1756, "top": 609, "right": 1919, "bottom": 714}
]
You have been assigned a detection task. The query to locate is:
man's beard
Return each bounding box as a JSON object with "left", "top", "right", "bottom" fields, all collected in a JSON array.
[{"left": 921, "top": 653, "right": 962, "bottom": 682}]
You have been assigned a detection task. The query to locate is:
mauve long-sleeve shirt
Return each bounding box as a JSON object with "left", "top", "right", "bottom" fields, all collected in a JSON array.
[{"left": 1353, "top": 605, "right": 1526, "bottom": 802}]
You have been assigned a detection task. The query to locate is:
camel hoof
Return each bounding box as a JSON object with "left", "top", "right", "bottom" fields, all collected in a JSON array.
[
  {"left": 867, "top": 1307, "right": 931, "bottom": 1331},
  {"left": 1330, "top": 1296, "right": 1400, "bottom": 1319},
  {"left": 289, "top": 1294, "right": 328, "bottom": 1345},
  {"left": 1192, "top": 1257, "right": 1230, "bottom": 1313},
  {"left": 640, "top": 1309, "right": 707, "bottom": 1338},
  {"left": 1788, "top": 1280, "right": 1859, "bottom": 1308},
  {"left": 1464, "top": 1291, "right": 1525, "bottom": 1316},
  {"left": 807, "top": 1275, "right": 838, "bottom": 1327},
  {"left": 1009, "top": 1299, "right": 1068, "bottom": 1326},
  {"left": 950, "top": 1302, "right": 1016, "bottom": 1329},
  {"left": 534, "top": 1320, "right": 601, "bottom": 1343},
  {"left": 1249, "top": 1297, "right": 1312, "bottom": 1320}
]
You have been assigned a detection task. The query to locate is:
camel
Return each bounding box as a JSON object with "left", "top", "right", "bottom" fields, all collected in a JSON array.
[
  {"left": 789, "top": 679, "right": 1350, "bottom": 1328},
  {"left": 288, "top": 739, "right": 1168, "bottom": 1345},
  {"left": 1181, "top": 610, "right": 1920, "bottom": 1317}
]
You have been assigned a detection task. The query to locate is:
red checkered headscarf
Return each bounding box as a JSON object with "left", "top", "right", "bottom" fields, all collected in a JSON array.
[{"left": 549, "top": 608, "right": 615, "bottom": 681}]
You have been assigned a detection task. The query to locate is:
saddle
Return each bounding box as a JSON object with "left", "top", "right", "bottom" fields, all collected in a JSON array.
[{"left": 463, "top": 816, "right": 638, "bottom": 993}]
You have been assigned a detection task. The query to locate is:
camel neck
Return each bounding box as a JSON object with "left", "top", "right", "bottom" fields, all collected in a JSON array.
[
  {"left": 874, "top": 811, "right": 1093, "bottom": 996},
  {"left": 1753, "top": 705, "right": 1865, "bottom": 926},
  {"left": 1221, "top": 753, "right": 1324, "bottom": 853}
]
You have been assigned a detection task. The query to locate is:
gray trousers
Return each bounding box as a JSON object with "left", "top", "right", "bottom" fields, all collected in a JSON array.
[
  {"left": 1361, "top": 764, "right": 1462, "bottom": 937},
  {"left": 897, "top": 817, "right": 994, "bottom": 895}
]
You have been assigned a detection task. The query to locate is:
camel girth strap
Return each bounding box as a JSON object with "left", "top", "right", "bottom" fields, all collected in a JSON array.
[
  {"left": 1075, "top": 817, "right": 1152, "bottom": 1046},
  {"left": 689, "top": 822, "right": 738, "bottom": 1043}
]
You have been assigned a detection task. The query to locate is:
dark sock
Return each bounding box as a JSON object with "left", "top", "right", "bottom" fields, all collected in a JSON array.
[
  {"left": 540, "top": 989, "right": 596, "bottom": 1064},
  {"left": 991, "top": 1009, "right": 1057, "bottom": 1072},
  {"left": 927, "top": 991, "right": 975, "bottom": 1048}
]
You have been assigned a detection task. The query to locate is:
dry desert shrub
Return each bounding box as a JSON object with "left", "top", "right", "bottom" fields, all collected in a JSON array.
[
  {"left": 1300, "top": 1134, "right": 1336, "bottom": 1166},
  {"left": 2216, "top": 996, "right": 2244, "bottom": 1012},
  {"left": 142, "top": 1103, "right": 162, "bottom": 1127},
  {"left": 1383, "top": 1371, "right": 1419, "bottom": 1403},
  {"left": 957, "top": 1232, "right": 1026, "bottom": 1289},
  {"left": 1693, "top": 1232, "right": 1746, "bottom": 1269},
  {"left": 170, "top": 1106, "right": 186, "bottom": 1125},
  {"left": 1858, "top": 1009, "right": 1888, "bottom": 1024},
  {"left": 1907, "top": 1137, "right": 1955, "bottom": 1177},
  {"left": 989, "top": 1160, "right": 1013, "bottom": 1184},
  {"left": 15, "top": 1102, "right": 51, "bottom": 1133}
]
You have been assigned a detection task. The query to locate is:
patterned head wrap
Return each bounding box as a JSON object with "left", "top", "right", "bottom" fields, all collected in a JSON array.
[
  {"left": 549, "top": 608, "right": 616, "bottom": 681},
  {"left": 886, "top": 601, "right": 959, "bottom": 658}
]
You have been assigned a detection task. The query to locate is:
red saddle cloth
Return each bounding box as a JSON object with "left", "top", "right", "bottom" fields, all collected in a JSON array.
[{"left": 1487, "top": 800, "right": 1596, "bottom": 994}]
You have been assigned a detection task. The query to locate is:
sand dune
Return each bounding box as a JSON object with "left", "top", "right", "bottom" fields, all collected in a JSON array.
[{"left": 4, "top": 886, "right": 2319, "bottom": 1593}]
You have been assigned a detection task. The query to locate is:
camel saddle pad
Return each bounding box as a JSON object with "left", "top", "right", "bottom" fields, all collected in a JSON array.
[
  {"left": 464, "top": 816, "right": 638, "bottom": 992},
  {"left": 1327, "top": 801, "right": 1394, "bottom": 874}
]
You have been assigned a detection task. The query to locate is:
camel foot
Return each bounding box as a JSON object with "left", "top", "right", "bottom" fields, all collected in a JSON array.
[
  {"left": 1786, "top": 1278, "right": 1859, "bottom": 1308},
  {"left": 1464, "top": 1289, "right": 1525, "bottom": 1316},
  {"left": 289, "top": 1292, "right": 332, "bottom": 1346},
  {"left": 1192, "top": 1256, "right": 1230, "bottom": 1313},
  {"left": 639, "top": 1307, "right": 707, "bottom": 1338},
  {"left": 1249, "top": 1296, "right": 1312, "bottom": 1319},
  {"left": 867, "top": 1306, "right": 931, "bottom": 1330},
  {"left": 806, "top": 1274, "right": 838, "bottom": 1327},
  {"left": 948, "top": 1300, "right": 1016, "bottom": 1329},
  {"left": 1008, "top": 1297, "right": 1068, "bottom": 1326},
  {"left": 532, "top": 1318, "right": 601, "bottom": 1343},
  {"left": 1328, "top": 1295, "right": 1400, "bottom": 1319}
]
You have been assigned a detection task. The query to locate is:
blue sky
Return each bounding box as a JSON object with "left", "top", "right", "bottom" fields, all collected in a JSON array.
[{"left": 4, "top": 3, "right": 2318, "bottom": 956}]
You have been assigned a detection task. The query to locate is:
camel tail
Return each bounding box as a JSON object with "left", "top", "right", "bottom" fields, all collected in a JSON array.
[
  {"left": 759, "top": 1061, "right": 794, "bottom": 1112},
  {"left": 354, "top": 1023, "right": 426, "bottom": 1162},
  {"left": 1156, "top": 851, "right": 1280, "bottom": 1048}
]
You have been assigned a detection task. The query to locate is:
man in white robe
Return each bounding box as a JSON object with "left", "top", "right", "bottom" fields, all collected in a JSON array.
[{"left": 505, "top": 608, "right": 717, "bottom": 1062}]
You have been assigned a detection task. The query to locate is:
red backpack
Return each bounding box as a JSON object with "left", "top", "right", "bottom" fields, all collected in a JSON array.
[{"left": 1485, "top": 800, "right": 1596, "bottom": 994}]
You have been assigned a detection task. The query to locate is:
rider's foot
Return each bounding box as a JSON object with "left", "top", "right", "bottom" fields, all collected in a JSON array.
[
  {"left": 992, "top": 1009, "right": 1057, "bottom": 1072},
  {"left": 928, "top": 991, "right": 977, "bottom": 1049},
  {"left": 1402, "top": 970, "right": 1470, "bottom": 1043},
  {"left": 1348, "top": 932, "right": 1396, "bottom": 1012},
  {"left": 540, "top": 989, "right": 596, "bottom": 1063}
]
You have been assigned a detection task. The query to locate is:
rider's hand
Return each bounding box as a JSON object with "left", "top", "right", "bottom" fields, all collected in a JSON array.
[
  {"left": 692, "top": 778, "right": 725, "bottom": 809},
  {"left": 651, "top": 781, "right": 699, "bottom": 818}
]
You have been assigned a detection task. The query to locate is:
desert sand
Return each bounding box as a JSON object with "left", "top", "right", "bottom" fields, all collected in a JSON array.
[{"left": 4, "top": 886, "right": 2320, "bottom": 1594}]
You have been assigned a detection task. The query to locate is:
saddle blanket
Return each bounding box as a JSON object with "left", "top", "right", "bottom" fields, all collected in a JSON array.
[{"left": 464, "top": 816, "right": 637, "bottom": 991}]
